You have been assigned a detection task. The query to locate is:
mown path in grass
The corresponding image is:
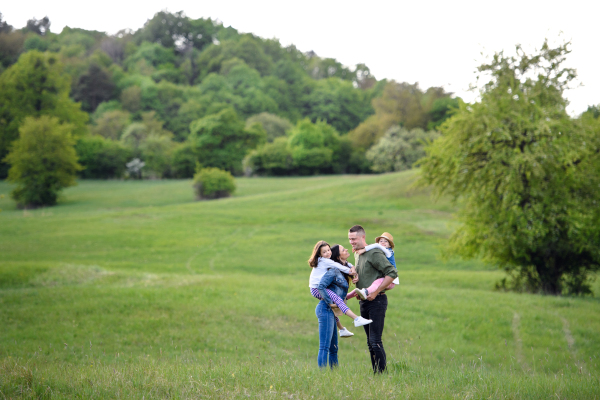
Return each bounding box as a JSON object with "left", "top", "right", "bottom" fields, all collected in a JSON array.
[{"left": 1, "top": 171, "right": 599, "bottom": 398}]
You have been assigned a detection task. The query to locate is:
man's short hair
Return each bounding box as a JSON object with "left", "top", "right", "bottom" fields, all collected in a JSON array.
[{"left": 349, "top": 225, "right": 366, "bottom": 237}]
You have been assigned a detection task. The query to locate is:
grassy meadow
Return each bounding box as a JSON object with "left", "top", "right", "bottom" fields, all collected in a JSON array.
[{"left": 1, "top": 171, "right": 599, "bottom": 399}]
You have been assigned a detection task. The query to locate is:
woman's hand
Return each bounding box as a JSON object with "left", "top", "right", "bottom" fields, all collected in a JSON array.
[{"left": 349, "top": 266, "right": 357, "bottom": 276}]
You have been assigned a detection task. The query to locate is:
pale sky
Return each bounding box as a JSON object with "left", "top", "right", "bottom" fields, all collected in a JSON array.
[{"left": 2, "top": 0, "right": 598, "bottom": 115}]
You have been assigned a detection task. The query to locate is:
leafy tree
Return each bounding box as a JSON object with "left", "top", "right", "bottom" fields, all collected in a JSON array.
[
  {"left": 91, "top": 100, "right": 122, "bottom": 121},
  {"left": 0, "top": 51, "right": 88, "bottom": 177},
  {"left": 287, "top": 119, "right": 341, "bottom": 175},
  {"left": 100, "top": 37, "right": 126, "bottom": 64},
  {"left": 193, "top": 167, "right": 235, "bottom": 199},
  {"left": 171, "top": 142, "right": 197, "bottom": 178},
  {"left": 120, "top": 86, "right": 142, "bottom": 114},
  {"left": 246, "top": 112, "right": 292, "bottom": 142},
  {"left": 25, "top": 16, "right": 50, "bottom": 36},
  {"left": 196, "top": 35, "right": 274, "bottom": 79},
  {"left": 120, "top": 122, "right": 148, "bottom": 154},
  {"left": 583, "top": 105, "right": 600, "bottom": 119},
  {"left": 0, "top": 30, "right": 25, "bottom": 68},
  {"left": 120, "top": 111, "right": 172, "bottom": 154},
  {"left": 427, "top": 97, "right": 459, "bottom": 130},
  {"left": 137, "top": 11, "right": 215, "bottom": 52},
  {"left": 23, "top": 35, "right": 49, "bottom": 52},
  {"left": 0, "top": 13, "right": 13, "bottom": 34},
  {"left": 139, "top": 133, "right": 176, "bottom": 178},
  {"left": 305, "top": 56, "right": 355, "bottom": 81},
  {"left": 223, "top": 63, "right": 278, "bottom": 118},
  {"left": 151, "top": 64, "right": 185, "bottom": 84},
  {"left": 354, "top": 63, "right": 376, "bottom": 90},
  {"left": 123, "top": 42, "right": 176, "bottom": 74},
  {"left": 306, "top": 77, "right": 372, "bottom": 133},
  {"left": 72, "top": 63, "right": 116, "bottom": 112},
  {"left": 169, "top": 99, "right": 204, "bottom": 141},
  {"left": 4, "top": 116, "right": 81, "bottom": 207},
  {"left": 91, "top": 110, "right": 130, "bottom": 139},
  {"left": 244, "top": 137, "right": 293, "bottom": 176},
  {"left": 266, "top": 59, "right": 311, "bottom": 121},
  {"left": 75, "top": 135, "right": 131, "bottom": 178},
  {"left": 348, "top": 81, "right": 449, "bottom": 149},
  {"left": 139, "top": 80, "right": 187, "bottom": 130},
  {"left": 188, "top": 108, "right": 265, "bottom": 174},
  {"left": 419, "top": 41, "right": 600, "bottom": 295},
  {"left": 366, "top": 126, "right": 439, "bottom": 172}
]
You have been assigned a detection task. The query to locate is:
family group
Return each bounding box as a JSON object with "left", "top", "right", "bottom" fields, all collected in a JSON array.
[{"left": 308, "top": 225, "right": 399, "bottom": 373}]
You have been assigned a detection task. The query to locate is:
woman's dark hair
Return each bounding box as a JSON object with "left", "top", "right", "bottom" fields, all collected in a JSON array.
[
  {"left": 330, "top": 244, "right": 351, "bottom": 284},
  {"left": 330, "top": 245, "right": 343, "bottom": 265}
]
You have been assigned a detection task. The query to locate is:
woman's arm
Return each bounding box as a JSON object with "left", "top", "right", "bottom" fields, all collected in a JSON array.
[{"left": 318, "top": 258, "right": 352, "bottom": 274}]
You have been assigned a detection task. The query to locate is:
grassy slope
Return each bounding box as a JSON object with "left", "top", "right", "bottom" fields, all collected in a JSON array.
[{"left": 0, "top": 172, "right": 599, "bottom": 399}]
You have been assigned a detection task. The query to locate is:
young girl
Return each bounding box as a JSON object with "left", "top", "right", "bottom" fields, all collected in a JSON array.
[
  {"left": 308, "top": 241, "right": 373, "bottom": 328},
  {"left": 346, "top": 232, "right": 399, "bottom": 300}
]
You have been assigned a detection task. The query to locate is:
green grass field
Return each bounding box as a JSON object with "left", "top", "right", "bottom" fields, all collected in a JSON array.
[{"left": 1, "top": 171, "right": 599, "bottom": 399}]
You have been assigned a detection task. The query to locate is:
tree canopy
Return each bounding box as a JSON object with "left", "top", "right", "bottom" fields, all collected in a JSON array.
[
  {"left": 0, "top": 50, "right": 88, "bottom": 177},
  {"left": 0, "top": 11, "right": 499, "bottom": 181},
  {"left": 418, "top": 41, "right": 600, "bottom": 295},
  {"left": 4, "top": 115, "right": 81, "bottom": 207}
]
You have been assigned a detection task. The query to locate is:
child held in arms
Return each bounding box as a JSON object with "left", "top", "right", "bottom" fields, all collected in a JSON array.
[{"left": 347, "top": 232, "right": 400, "bottom": 300}]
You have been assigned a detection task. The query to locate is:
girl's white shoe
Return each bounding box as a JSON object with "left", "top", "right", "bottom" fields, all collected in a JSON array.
[
  {"left": 353, "top": 316, "right": 373, "bottom": 327},
  {"left": 339, "top": 327, "right": 354, "bottom": 338},
  {"left": 355, "top": 288, "right": 368, "bottom": 300}
]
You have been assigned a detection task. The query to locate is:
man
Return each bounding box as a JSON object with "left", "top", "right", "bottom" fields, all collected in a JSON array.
[{"left": 348, "top": 224, "right": 397, "bottom": 373}]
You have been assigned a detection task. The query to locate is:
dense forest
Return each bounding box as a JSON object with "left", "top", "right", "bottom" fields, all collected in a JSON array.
[{"left": 0, "top": 11, "right": 458, "bottom": 179}]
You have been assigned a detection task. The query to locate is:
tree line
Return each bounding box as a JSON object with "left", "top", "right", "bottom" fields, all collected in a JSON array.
[
  {"left": 3, "top": 13, "right": 598, "bottom": 296},
  {"left": 0, "top": 10, "right": 456, "bottom": 182}
]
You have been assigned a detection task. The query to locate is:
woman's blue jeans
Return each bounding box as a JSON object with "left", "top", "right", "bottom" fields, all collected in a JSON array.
[{"left": 315, "top": 300, "right": 338, "bottom": 369}]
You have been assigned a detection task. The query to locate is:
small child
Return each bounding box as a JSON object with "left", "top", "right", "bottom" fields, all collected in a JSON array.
[
  {"left": 347, "top": 232, "right": 399, "bottom": 300},
  {"left": 308, "top": 241, "right": 373, "bottom": 332}
]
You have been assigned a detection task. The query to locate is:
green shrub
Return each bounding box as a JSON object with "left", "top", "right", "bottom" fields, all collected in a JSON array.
[
  {"left": 193, "top": 167, "right": 235, "bottom": 200},
  {"left": 76, "top": 135, "right": 131, "bottom": 179},
  {"left": 4, "top": 116, "right": 81, "bottom": 208},
  {"left": 366, "top": 126, "right": 439, "bottom": 172},
  {"left": 244, "top": 137, "right": 292, "bottom": 176}
]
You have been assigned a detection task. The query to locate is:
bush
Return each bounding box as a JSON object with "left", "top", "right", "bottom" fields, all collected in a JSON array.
[
  {"left": 244, "top": 137, "right": 292, "bottom": 176},
  {"left": 76, "top": 135, "right": 131, "bottom": 179},
  {"left": 366, "top": 126, "right": 439, "bottom": 173},
  {"left": 193, "top": 167, "right": 235, "bottom": 200},
  {"left": 4, "top": 116, "right": 81, "bottom": 208}
]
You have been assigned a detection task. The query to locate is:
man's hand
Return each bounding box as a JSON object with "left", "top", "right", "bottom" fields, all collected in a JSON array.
[
  {"left": 352, "top": 274, "right": 359, "bottom": 284},
  {"left": 366, "top": 275, "right": 395, "bottom": 301},
  {"left": 366, "top": 292, "right": 378, "bottom": 301}
]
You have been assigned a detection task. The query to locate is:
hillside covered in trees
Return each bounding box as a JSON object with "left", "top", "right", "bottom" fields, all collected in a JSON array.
[{"left": 0, "top": 11, "right": 458, "bottom": 179}]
